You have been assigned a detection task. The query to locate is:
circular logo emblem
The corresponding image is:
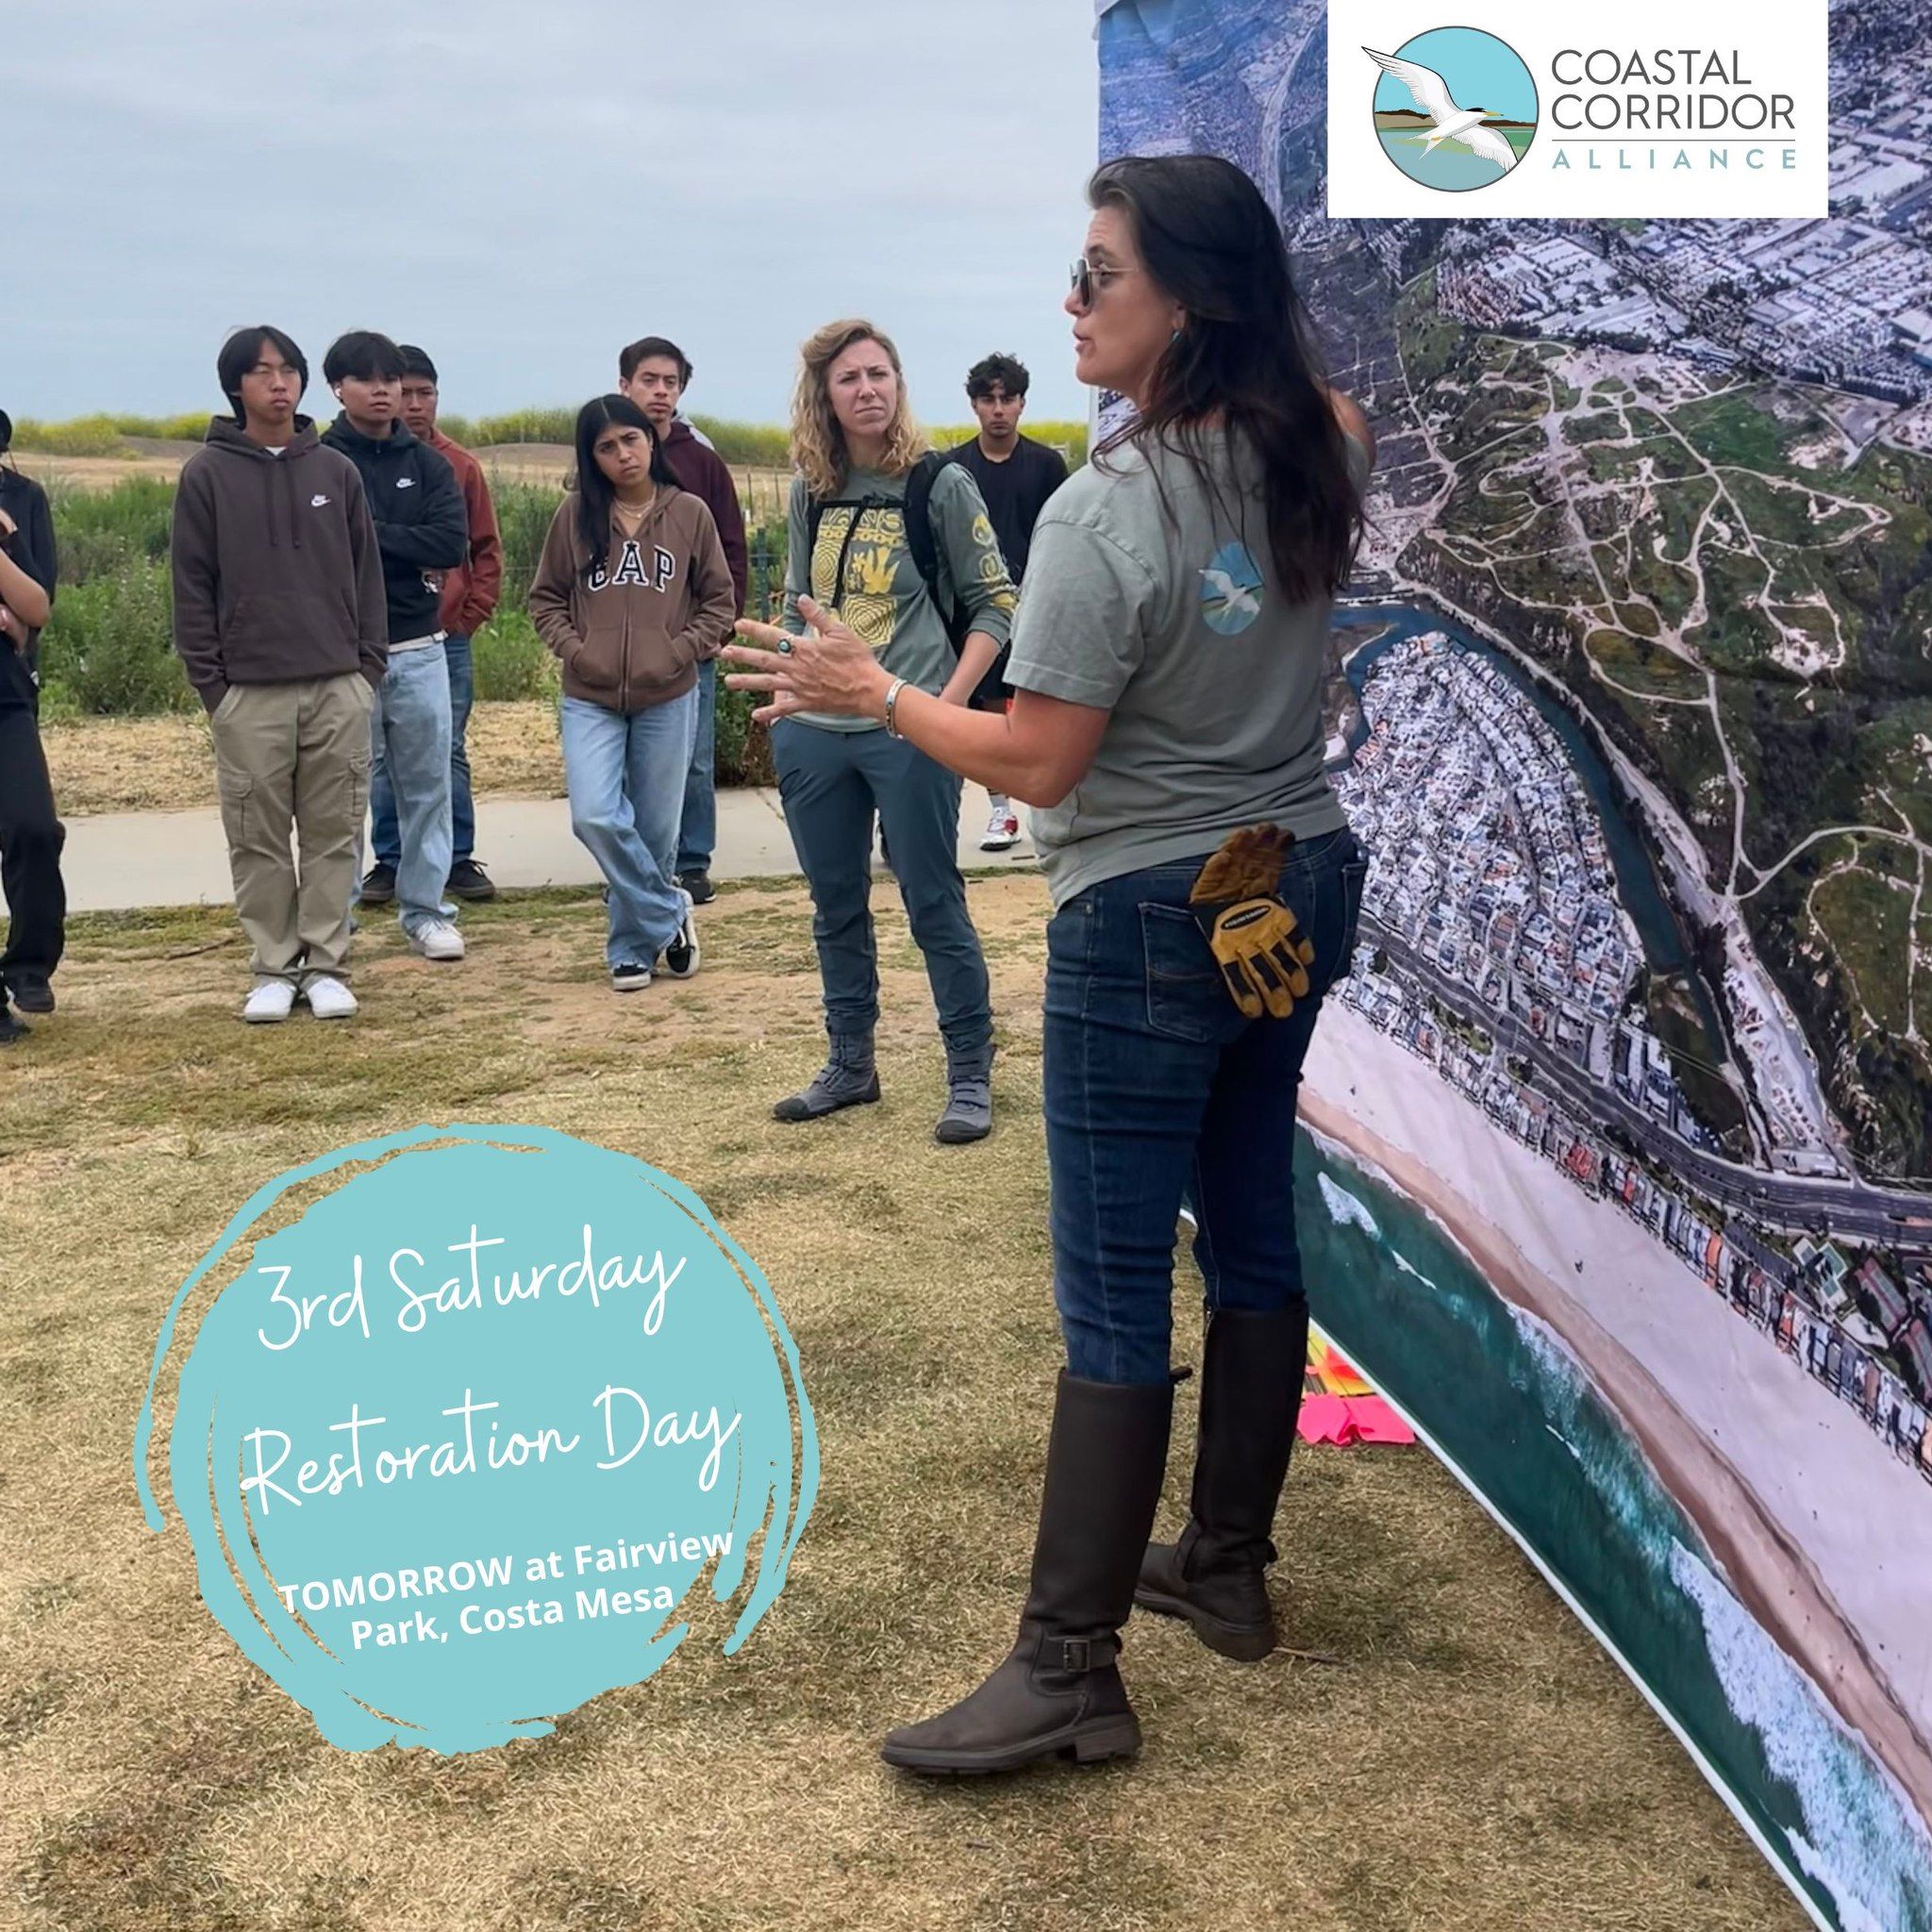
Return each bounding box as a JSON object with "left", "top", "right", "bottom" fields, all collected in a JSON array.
[
  {"left": 1200, "top": 542, "right": 1265, "bottom": 637},
  {"left": 136, "top": 1125, "right": 816, "bottom": 1756},
  {"left": 1365, "top": 29, "right": 1537, "bottom": 192}
]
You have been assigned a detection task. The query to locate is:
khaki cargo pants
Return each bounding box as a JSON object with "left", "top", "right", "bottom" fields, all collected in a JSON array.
[{"left": 209, "top": 673, "right": 374, "bottom": 986}]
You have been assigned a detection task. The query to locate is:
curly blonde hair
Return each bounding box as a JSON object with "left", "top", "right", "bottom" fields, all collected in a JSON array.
[{"left": 790, "top": 319, "right": 928, "bottom": 500}]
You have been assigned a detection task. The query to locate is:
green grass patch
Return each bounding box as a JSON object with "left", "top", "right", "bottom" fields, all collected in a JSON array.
[{"left": 1812, "top": 865, "right": 1915, "bottom": 1040}]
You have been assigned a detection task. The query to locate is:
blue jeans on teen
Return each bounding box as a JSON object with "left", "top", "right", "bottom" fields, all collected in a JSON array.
[
  {"left": 562, "top": 690, "right": 697, "bottom": 966},
  {"left": 371, "top": 632, "right": 475, "bottom": 869},
  {"left": 1043, "top": 827, "right": 1369, "bottom": 1388},
  {"left": 364, "top": 642, "right": 454, "bottom": 939},
  {"left": 771, "top": 717, "right": 991, "bottom": 1054},
  {"left": 675, "top": 658, "right": 717, "bottom": 878}
]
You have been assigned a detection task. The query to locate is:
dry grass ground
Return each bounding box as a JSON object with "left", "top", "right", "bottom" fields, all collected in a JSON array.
[
  {"left": 0, "top": 878, "right": 1804, "bottom": 1932},
  {"left": 42, "top": 702, "right": 564, "bottom": 818}
]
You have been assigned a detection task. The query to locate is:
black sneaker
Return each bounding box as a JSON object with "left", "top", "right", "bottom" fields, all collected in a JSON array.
[
  {"left": 0, "top": 1004, "right": 26, "bottom": 1045},
  {"left": 675, "top": 870, "right": 717, "bottom": 906},
  {"left": 447, "top": 858, "right": 496, "bottom": 902},
  {"left": 360, "top": 862, "right": 397, "bottom": 905},
  {"left": 660, "top": 889, "right": 701, "bottom": 979},
  {"left": 610, "top": 959, "right": 654, "bottom": 992},
  {"left": 7, "top": 974, "right": 54, "bottom": 1015}
]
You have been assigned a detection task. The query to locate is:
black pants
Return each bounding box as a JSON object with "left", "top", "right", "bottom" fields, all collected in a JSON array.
[{"left": 0, "top": 702, "right": 66, "bottom": 998}]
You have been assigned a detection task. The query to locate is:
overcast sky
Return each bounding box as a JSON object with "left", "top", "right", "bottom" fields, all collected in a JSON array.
[{"left": 5, "top": 1, "right": 1101, "bottom": 427}]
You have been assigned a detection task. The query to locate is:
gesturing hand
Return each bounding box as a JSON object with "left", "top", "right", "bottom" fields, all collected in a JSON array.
[{"left": 722, "top": 595, "right": 892, "bottom": 725}]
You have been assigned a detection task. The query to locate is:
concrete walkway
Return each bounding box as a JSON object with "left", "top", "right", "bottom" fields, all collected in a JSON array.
[{"left": 27, "top": 785, "right": 1035, "bottom": 915}]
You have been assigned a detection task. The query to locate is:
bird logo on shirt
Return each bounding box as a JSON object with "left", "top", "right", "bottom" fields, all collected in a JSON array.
[{"left": 1200, "top": 542, "right": 1265, "bottom": 635}]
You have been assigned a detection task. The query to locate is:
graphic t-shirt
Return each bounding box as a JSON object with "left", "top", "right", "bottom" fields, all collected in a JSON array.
[
  {"left": 1007, "top": 427, "right": 1372, "bottom": 907},
  {"left": 942, "top": 435, "right": 1071, "bottom": 584},
  {"left": 781, "top": 462, "right": 1017, "bottom": 732}
]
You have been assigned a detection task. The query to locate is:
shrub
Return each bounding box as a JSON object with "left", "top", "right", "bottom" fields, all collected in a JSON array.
[
  {"left": 8, "top": 415, "right": 135, "bottom": 458},
  {"left": 48, "top": 476, "right": 175, "bottom": 578},
  {"left": 39, "top": 560, "right": 193, "bottom": 715},
  {"left": 688, "top": 417, "right": 791, "bottom": 468},
  {"left": 470, "top": 608, "right": 557, "bottom": 703},
  {"left": 486, "top": 474, "right": 566, "bottom": 613},
  {"left": 467, "top": 408, "right": 578, "bottom": 447}
]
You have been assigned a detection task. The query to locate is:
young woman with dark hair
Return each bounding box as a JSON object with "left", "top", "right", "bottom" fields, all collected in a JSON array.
[
  {"left": 528, "top": 396, "right": 735, "bottom": 991},
  {"left": 728, "top": 153, "right": 1374, "bottom": 1773}
]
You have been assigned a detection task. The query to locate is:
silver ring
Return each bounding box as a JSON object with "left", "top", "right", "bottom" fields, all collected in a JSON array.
[{"left": 776, "top": 637, "right": 793, "bottom": 656}]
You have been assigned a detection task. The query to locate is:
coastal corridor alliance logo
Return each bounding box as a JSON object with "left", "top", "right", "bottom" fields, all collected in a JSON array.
[{"left": 1366, "top": 30, "right": 1538, "bottom": 191}]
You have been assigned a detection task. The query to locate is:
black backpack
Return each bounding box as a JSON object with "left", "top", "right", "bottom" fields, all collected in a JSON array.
[{"left": 804, "top": 451, "right": 971, "bottom": 657}]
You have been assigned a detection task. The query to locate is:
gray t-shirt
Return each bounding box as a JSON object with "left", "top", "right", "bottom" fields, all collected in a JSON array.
[
  {"left": 1007, "top": 429, "right": 1368, "bottom": 907},
  {"left": 782, "top": 462, "right": 1017, "bottom": 733}
]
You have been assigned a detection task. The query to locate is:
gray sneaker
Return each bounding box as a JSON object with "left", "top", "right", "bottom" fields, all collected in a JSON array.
[
  {"left": 935, "top": 1041, "right": 995, "bottom": 1143},
  {"left": 774, "top": 1034, "right": 880, "bottom": 1122}
]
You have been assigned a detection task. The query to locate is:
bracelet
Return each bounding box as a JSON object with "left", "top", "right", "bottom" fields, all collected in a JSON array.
[{"left": 883, "top": 676, "right": 908, "bottom": 738}]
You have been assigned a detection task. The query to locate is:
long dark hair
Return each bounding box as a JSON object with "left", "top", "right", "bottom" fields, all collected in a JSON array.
[
  {"left": 1089, "top": 156, "right": 1362, "bottom": 603},
  {"left": 573, "top": 394, "right": 678, "bottom": 578}
]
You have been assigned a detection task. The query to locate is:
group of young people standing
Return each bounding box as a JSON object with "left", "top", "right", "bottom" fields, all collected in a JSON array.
[{"left": 6, "top": 150, "right": 1378, "bottom": 1785}]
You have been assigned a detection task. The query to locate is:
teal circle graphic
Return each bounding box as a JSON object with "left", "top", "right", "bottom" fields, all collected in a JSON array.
[
  {"left": 134, "top": 1124, "right": 817, "bottom": 1756},
  {"left": 1201, "top": 541, "right": 1265, "bottom": 636},
  {"left": 1366, "top": 29, "right": 1538, "bottom": 192}
]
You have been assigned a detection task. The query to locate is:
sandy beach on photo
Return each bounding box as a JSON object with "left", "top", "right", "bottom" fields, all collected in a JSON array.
[{"left": 1299, "top": 1003, "right": 1932, "bottom": 1829}]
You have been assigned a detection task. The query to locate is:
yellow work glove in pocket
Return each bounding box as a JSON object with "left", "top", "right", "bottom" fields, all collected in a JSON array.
[
  {"left": 1188, "top": 823, "right": 1317, "bottom": 1019},
  {"left": 1193, "top": 896, "right": 1316, "bottom": 1019}
]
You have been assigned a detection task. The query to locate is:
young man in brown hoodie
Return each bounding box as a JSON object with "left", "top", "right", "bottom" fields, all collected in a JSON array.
[
  {"left": 619, "top": 336, "right": 748, "bottom": 906},
  {"left": 528, "top": 394, "right": 734, "bottom": 991},
  {"left": 170, "top": 325, "right": 388, "bottom": 1023}
]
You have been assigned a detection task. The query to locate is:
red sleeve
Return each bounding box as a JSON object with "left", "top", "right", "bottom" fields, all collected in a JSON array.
[{"left": 456, "top": 461, "right": 502, "bottom": 633}]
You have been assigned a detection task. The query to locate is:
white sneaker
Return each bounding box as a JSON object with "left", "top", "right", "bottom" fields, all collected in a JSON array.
[
  {"left": 659, "top": 888, "right": 701, "bottom": 978},
  {"left": 408, "top": 919, "right": 466, "bottom": 962},
  {"left": 243, "top": 980, "right": 296, "bottom": 1024},
  {"left": 304, "top": 975, "right": 358, "bottom": 1020},
  {"left": 979, "top": 799, "right": 1021, "bottom": 851}
]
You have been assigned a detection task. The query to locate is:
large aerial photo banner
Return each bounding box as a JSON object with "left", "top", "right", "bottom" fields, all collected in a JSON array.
[{"left": 1095, "top": 2, "right": 1932, "bottom": 1926}]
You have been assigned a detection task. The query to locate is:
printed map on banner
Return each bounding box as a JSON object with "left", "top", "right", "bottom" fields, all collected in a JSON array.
[{"left": 1099, "top": 5, "right": 1932, "bottom": 1928}]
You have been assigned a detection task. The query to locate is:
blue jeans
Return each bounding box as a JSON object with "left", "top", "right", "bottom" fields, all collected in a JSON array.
[
  {"left": 372, "top": 632, "right": 474, "bottom": 867},
  {"left": 562, "top": 691, "right": 696, "bottom": 966},
  {"left": 675, "top": 658, "right": 716, "bottom": 877},
  {"left": 1042, "top": 828, "right": 1368, "bottom": 1386},
  {"left": 364, "top": 642, "right": 453, "bottom": 939},
  {"left": 771, "top": 718, "right": 991, "bottom": 1054}
]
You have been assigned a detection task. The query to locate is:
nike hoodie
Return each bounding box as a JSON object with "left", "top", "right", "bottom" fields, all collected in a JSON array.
[
  {"left": 319, "top": 415, "right": 469, "bottom": 641},
  {"left": 170, "top": 416, "right": 389, "bottom": 713},
  {"left": 527, "top": 486, "right": 736, "bottom": 714}
]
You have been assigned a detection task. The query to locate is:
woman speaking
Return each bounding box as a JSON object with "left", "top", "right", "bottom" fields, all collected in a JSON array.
[{"left": 729, "top": 155, "right": 1374, "bottom": 1774}]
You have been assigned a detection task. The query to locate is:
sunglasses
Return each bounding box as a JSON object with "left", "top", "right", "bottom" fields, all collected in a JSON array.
[{"left": 1069, "top": 258, "right": 1137, "bottom": 308}]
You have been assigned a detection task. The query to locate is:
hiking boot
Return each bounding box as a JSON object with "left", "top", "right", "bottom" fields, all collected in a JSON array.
[
  {"left": 880, "top": 1372, "right": 1173, "bottom": 1775},
  {"left": 659, "top": 888, "right": 701, "bottom": 979},
  {"left": 675, "top": 870, "right": 717, "bottom": 906},
  {"left": 303, "top": 975, "right": 358, "bottom": 1021},
  {"left": 1136, "top": 1305, "right": 1307, "bottom": 1661},
  {"left": 408, "top": 919, "right": 466, "bottom": 962},
  {"left": 935, "top": 1041, "right": 994, "bottom": 1144},
  {"left": 360, "top": 861, "right": 397, "bottom": 905},
  {"left": 7, "top": 973, "right": 54, "bottom": 1015},
  {"left": 979, "top": 799, "right": 1021, "bottom": 851},
  {"left": 447, "top": 858, "right": 496, "bottom": 902},
  {"left": 773, "top": 1034, "right": 879, "bottom": 1122},
  {"left": 243, "top": 979, "right": 296, "bottom": 1024},
  {"left": 611, "top": 959, "right": 654, "bottom": 992}
]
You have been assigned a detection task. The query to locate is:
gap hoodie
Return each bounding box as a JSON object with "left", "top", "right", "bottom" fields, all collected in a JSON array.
[
  {"left": 170, "top": 416, "right": 388, "bottom": 713},
  {"left": 527, "top": 486, "right": 735, "bottom": 714},
  {"left": 319, "top": 416, "right": 468, "bottom": 641}
]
